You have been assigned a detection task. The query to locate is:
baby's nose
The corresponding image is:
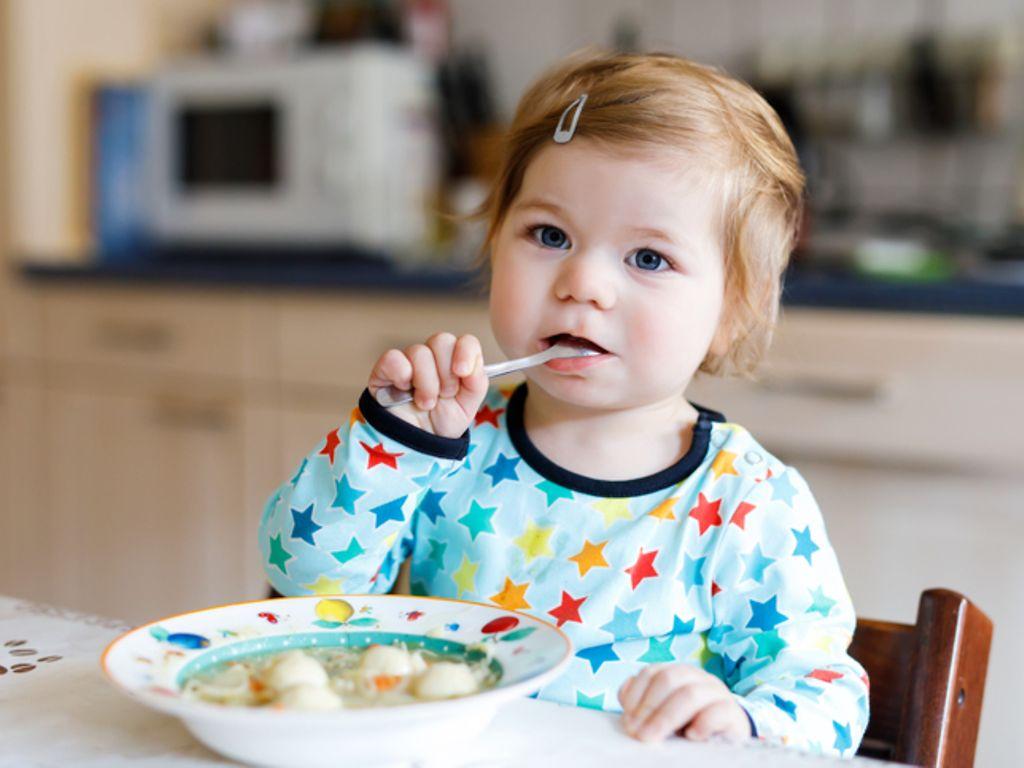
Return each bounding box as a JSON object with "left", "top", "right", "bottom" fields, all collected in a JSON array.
[{"left": 553, "top": 253, "right": 616, "bottom": 310}]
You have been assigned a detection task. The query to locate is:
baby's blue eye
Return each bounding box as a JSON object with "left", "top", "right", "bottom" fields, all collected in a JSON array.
[
  {"left": 629, "top": 248, "right": 668, "bottom": 272},
  {"left": 532, "top": 225, "right": 571, "bottom": 250}
]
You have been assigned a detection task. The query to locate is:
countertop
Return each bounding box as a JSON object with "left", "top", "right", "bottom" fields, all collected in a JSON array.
[{"left": 18, "top": 248, "right": 1024, "bottom": 317}]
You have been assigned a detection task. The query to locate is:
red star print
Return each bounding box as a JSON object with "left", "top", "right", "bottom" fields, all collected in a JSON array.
[
  {"left": 730, "top": 501, "right": 756, "bottom": 530},
  {"left": 711, "top": 581, "right": 723, "bottom": 597},
  {"left": 861, "top": 673, "right": 870, "bottom": 691},
  {"left": 318, "top": 429, "right": 341, "bottom": 464},
  {"left": 808, "top": 668, "right": 844, "bottom": 683},
  {"left": 688, "top": 493, "right": 723, "bottom": 535},
  {"left": 625, "top": 548, "right": 659, "bottom": 590},
  {"left": 474, "top": 405, "right": 506, "bottom": 428},
  {"left": 360, "top": 441, "right": 403, "bottom": 470},
  {"left": 547, "top": 591, "right": 586, "bottom": 627}
]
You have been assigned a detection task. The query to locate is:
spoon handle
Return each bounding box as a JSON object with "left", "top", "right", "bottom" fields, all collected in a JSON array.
[{"left": 375, "top": 346, "right": 582, "bottom": 408}]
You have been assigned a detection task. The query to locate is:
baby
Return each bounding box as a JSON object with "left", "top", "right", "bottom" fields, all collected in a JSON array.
[{"left": 260, "top": 51, "right": 869, "bottom": 756}]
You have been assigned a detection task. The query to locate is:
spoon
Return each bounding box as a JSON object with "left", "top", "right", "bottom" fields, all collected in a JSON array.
[{"left": 374, "top": 344, "right": 600, "bottom": 408}]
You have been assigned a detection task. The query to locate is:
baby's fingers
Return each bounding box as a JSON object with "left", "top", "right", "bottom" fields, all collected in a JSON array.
[
  {"left": 634, "top": 682, "right": 720, "bottom": 742},
  {"left": 369, "top": 348, "right": 414, "bottom": 394},
  {"left": 682, "top": 699, "right": 750, "bottom": 742},
  {"left": 452, "top": 334, "right": 482, "bottom": 378},
  {"left": 407, "top": 343, "right": 440, "bottom": 410},
  {"left": 428, "top": 332, "right": 460, "bottom": 399}
]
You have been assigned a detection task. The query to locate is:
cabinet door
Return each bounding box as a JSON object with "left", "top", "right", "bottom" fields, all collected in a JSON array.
[
  {"left": 42, "top": 381, "right": 262, "bottom": 623},
  {"left": 0, "top": 370, "right": 49, "bottom": 600}
]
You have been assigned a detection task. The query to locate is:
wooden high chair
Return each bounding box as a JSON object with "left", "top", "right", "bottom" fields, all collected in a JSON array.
[{"left": 850, "top": 589, "right": 993, "bottom": 767}]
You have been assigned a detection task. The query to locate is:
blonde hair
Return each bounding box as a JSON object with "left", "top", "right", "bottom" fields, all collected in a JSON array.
[{"left": 479, "top": 50, "right": 805, "bottom": 377}]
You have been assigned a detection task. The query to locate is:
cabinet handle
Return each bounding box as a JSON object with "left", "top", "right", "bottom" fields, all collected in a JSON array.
[
  {"left": 151, "top": 398, "right": 232, "bottom": 432},
  {"left": 95, "top": 320, "right": 173, "bottom": 353},
  {"left": 756, "top": 373, "right": 889, "bottom": 402}
]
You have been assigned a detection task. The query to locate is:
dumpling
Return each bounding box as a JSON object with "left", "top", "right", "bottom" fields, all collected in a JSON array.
[
  {"left": 265, "top": 650, "right": 329, "bottom": 691},
  {"left": 358, "top": 644, "right": 424, "bottom": 677},
  {"left": 412, "top": 661, "right": 478, "bottom": 700},
  {"left": 185, "top": 663, "right": 251, "bottom": 704},
  {"left": 277, "top": 683, "right": 343, "bottom": 711}
]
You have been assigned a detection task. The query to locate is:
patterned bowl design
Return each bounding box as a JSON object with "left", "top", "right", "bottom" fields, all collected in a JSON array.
[{"left": 102, "top": 594, "right": 572, "bottom": 728}]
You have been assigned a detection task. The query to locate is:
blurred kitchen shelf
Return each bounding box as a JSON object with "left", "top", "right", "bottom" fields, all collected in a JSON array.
[
  {"left": 15, "top": 247, "right": 1024, "bottom": 317},
  {"left": 19, "top": 246, "right": 484, "bottom": 296},
  {"left": 782, "top": 263, "right": 1024, "bottom": 317}
]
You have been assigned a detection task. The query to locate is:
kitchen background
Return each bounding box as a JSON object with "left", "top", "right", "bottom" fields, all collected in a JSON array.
[{"left": 0, "top": 1, "right": 1022, "bottom": 764}]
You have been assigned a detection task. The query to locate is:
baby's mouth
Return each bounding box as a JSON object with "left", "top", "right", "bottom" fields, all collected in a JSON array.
[{"left": 541, "top": 333, "right": 610, "bottom": 355}]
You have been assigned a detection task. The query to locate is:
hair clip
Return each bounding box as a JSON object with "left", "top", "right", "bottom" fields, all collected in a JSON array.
[{"left": 553, "top": 93, "right": 588, "bottom": 144}]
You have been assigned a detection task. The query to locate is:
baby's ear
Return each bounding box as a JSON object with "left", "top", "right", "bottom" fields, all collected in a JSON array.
[{"left": 707, "top": 312, "right": 734, "bottom": 359}]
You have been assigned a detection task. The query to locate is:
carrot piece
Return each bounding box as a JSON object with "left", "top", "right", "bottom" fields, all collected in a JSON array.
[{"left": 373, "top": 675, "right": 401, "bottom": 691}]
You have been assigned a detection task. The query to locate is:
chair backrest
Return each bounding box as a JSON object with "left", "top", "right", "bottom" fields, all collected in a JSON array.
[{"left": 850, "top": 589, "right": 993, "bottom": 767}]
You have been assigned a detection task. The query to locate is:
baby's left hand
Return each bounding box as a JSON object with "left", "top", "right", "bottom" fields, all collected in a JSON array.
[{"left": 618, "top": 663, "right": 751, "bottom": 743}]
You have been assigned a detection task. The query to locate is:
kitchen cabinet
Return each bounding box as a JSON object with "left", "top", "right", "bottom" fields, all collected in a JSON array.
[
  {"left": 39, "top": 373, "right": 264, "bottom": 622},
  {"left": 0, "top": 366, "right": 48, "bottom": 601}
]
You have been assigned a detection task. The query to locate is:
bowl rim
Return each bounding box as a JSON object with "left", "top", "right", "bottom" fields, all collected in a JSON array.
[{"left": 100, "top": 594, "right": 575, "bottom": 724}]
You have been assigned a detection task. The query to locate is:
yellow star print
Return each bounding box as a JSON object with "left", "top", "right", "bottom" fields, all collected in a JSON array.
[
  {"left": 648, "top": 496, "right": 678, "bottom": 521},
  {"left": 349, "top": 407, "right": 364, "bottom": 428},
  {"left": 592, "top": 498, "right": 633, "bottom": 528},
  {"left": 490, "top": 577, "right": 532, "bottom": 611},
  {"left": 304, "top": 574, "right": 344, "bottom": 595},
  {"left": 710, "top": 450, "right": 740, "bottom": 480},
  {"left": 814, "top": 632, "right": 835, "bottom": 653},
  {"left": 515, "top": 521, "right": 554, "bottom": 563},
  {"left": 569, "top": 539, "right": 610, "bottom": 577},
  {"left": 452, "top": 554, "right": 479, "bottom": 598}
]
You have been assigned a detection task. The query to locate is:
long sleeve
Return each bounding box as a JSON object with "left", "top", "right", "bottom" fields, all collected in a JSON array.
[
  {"left": 259, "top": 390, "right": 469, "bottom": 596},
  {"left": 707, "top": 464, "right": 870, "bottom": 757}
]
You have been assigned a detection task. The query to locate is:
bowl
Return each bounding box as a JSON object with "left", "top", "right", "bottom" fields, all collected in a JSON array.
[{"left": 102, "top": 595, "right": 573, "bottom": 767}]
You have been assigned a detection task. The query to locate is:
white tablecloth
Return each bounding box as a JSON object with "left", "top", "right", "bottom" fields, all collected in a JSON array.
[{"left": 0, "top": 595, "right": 901, "bottom": 767}]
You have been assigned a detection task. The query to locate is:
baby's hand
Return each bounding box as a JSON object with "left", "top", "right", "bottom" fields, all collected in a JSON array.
[
  {"left": 368, "top": 333, "right": 488, "bottom": 439},
  {"left": 618, "top": 663, "right": 751, "bottom": 743}
]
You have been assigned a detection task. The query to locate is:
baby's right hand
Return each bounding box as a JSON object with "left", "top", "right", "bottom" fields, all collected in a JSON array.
[{"left": 368, "top": 333, "right": 488, "bottom": 439}]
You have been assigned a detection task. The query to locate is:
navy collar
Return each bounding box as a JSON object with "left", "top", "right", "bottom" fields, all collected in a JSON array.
[{"left": 505, "top": 383, "right": 725, "bottom": 498}]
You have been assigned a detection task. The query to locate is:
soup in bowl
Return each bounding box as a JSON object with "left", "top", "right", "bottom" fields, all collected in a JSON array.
[{"left": 102, "top": 595, "right": 572, "bottom": 767}]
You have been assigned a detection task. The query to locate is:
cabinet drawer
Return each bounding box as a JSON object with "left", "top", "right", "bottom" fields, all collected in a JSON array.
[
  {"left": 277, "top": 294, "right": 499, "bottom": 389},
  {"left": 39, "top": 287, "right": 263, "bottom": 380},
  {"left": 688, "top": 310, "right": 1024, "bottom": 473}
]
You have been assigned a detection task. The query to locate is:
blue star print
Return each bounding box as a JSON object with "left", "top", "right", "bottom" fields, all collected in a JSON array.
[
  {"left": 417, "top": 489, "right": 447, "bottom": 524},
  {"left": 747, "top": 596, "right": 788, "bottom": 632},
  {"left": 741, "top": 543, "right": 775, "bottom": 584},
  {"left": 680, "top": 553, "right": 707, "bottom": 589},
  {"left": 773, "top": 695, "right": 798, "bottom": 720},
  {"left": 483, "top": 453, "right": 520, "bottom": 487},
  {"left": 370, "top": 496, "right": 407, "bottom": 528},
  {"left": 672, "top": 616, "right": 696, "bottom": 635},
  {"left": 332, "top": 475, "right": 365, "bottom": 513},
  {"left": 833, "top": 721, "right": 852, "bottom": 753},
  {"left": 770, "top": 470, "right": 799, "bottom": 505},
  {"left": 577, "top": 643, "right": 619, "bottom": 673},
  {"left": 792, "top": 526, "right": 820, "bottom": 564},
  {"left": 290, "top": 505, "right": 321, "bottom": 545},
  {"left": 600, "top": 607, "right": 643, "bottom": 639}
]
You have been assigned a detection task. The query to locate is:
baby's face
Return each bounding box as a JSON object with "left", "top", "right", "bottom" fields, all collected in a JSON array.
[{"left": 489, "top": 139, "right": 727, "bottom": 410}]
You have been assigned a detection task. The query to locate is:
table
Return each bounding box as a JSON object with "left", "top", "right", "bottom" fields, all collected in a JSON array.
[{"left": 0, "top": 595, "right": 901, "bottom": 767}]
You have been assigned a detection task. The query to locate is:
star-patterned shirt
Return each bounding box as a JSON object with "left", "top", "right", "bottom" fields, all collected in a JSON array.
[{"left": 260, "top": 384, "right": 869, "bottom": 757}]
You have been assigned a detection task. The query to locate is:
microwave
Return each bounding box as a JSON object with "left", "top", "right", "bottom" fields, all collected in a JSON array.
[{"left": 147, "top": 46, "right": 440, "bottom": 252}]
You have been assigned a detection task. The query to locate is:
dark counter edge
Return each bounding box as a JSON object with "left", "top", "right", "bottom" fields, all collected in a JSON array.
[{"left": 17, "top": 260, "right": 1024, "bottom": 317}]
